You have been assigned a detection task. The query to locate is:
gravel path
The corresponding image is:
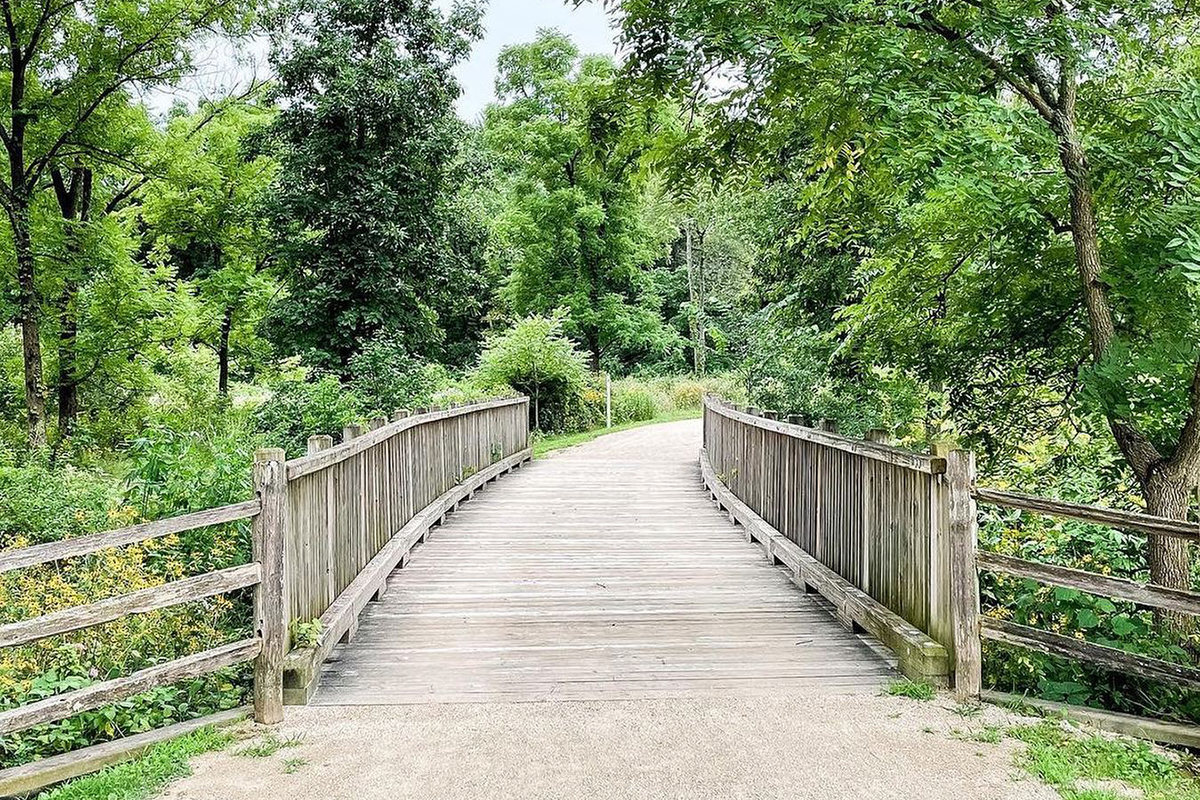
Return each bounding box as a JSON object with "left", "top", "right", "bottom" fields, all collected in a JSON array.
[
  {"left": 163, "top": 420, "right": 1055, "bottom": 799},
  {"left": 166, "top": 694, "right": 1054, "bottom": 799}
]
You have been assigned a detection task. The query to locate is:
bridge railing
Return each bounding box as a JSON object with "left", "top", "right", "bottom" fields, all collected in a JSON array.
[
  {"left": 704, "top": 395, "right": 1200, "bottom": 734},
  {"left": 280, "top": 396, "right": 531, "bottom": 702},
  {"left": 702, "top": 395, "right": 953, "bottom": 680},
  {"left": 0, "top": 395, "right": 530, "bottom": 794}
]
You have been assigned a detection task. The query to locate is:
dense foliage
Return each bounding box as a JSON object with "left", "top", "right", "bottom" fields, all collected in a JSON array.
[
  {"left": 266, "top": 0, "right": 489, "bottom": 371},
  {"left": 0, "top": 0, "right": 1196, "bottom": 768}
]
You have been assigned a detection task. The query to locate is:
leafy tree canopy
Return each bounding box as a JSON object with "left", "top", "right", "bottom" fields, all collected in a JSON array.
[
  {"left": 265, "top": 0, "right": 489, "bottom": 372},
  {"left": 482, "top": 29, "right": 679, "bottom": 371}
]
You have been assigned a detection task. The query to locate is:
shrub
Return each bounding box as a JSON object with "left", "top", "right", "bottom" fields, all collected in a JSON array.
[
  {"left": 610, "top": 381, "right": 659, "bottom": 424},
  {"left": 669, "top": 379, "right": 706, "bottom": 409},
  {"left": 348, "top": 336, "right": 453, "bottom": 415},
  {"left": 740, "top": 317, "right": 923, "bottom": 436},
  {"left": 471, "top": 314, "right": 590, "bottom": 432},
  {"left": 0, "top": 463, "right": 124, "bottom": 549},
  {"left": 252, "top": 375, "right": 360, "bottom": 457}
]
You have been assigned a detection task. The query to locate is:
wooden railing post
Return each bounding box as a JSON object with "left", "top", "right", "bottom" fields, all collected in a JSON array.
[
  {"left": 253, "top": 447, "right": 288, "bottom": 724},
  {"left": 947, "top": 448, "right": 981, "bottom": 701},
  {"left": 307, "top": 435, "right": 335, "bottom": 612}
]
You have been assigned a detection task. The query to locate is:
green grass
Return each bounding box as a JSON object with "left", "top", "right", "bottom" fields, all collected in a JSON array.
[
  {"left": 235, "top": 732, "right": 304, "bottom": 758},
  {"left": 37, "top": 726, "right": 232, "bottom": 800},
  {"left": 531, "top": 408, "right": 701, "bottom": 458},
  {"left": 282, "top": 756, "right": 308, "bottom": 774},
  {"left": 884, "top": 678, "right": 936, "bottom": 701},
  {"left": 1010, "top": 721, "right": 1200, "bottom": 800}
]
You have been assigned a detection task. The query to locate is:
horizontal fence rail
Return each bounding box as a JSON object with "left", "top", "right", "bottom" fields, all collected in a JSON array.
[
  {"left": 702, "top": 396, "right": 953, "bottom": 648},
  {"left": 966, "top": 490, "right": 1200, "bottom": 707}
]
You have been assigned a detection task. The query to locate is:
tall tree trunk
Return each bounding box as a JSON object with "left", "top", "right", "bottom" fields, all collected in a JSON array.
[
  {"left": 51, "top": 166, "right": 93, "bottom": 445},
  {"left": 11, "top": 196, "right": 47, "bottom": 449},
  {"left": 56, "top": 285, "right": 79, "bottom": 440},
  {"left": 1056, "top": 110, "right": 1195, "bottom": 599},
  {"left": 685, "top": 224, "right": 703, "bottom": 375},
  {"left": 218, "top": 305, "right": 233, "bottom": 395}
]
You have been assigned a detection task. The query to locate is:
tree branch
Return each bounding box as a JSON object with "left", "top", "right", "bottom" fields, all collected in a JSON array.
[{"left": 908, "top": 12, "right": 1058, "bottom": 122}]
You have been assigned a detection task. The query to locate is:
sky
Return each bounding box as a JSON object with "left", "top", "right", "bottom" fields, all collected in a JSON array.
[
  {"left": 143, "top": 0, "right": 620, "bottom": 121},
  {"left": 454, "top": 0, "right": 619, "bottom": 121}
]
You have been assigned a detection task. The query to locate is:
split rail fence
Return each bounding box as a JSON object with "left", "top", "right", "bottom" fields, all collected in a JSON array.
[
  {"left": 702, "top": 395, "right": 1200, "bottom": 730},
  {"left": 0, "top": 396, "right": 530, "bottom": 794}
]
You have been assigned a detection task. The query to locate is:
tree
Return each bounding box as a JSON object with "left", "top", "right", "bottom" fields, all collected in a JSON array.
[
  {"left": 266, "top": 0, "right": 488, "bottom": 372},
  {"left": 472, "top": 313, "right": 588, "bottom": 431},
  {"left": 482, "top": 30, "right": 675, "bottom": 372},
  {"left": 143, "top": 99, "right": 278, "bottom": 395},
  {"left": 615, "top": 0, "right": 1200, "bottom": 597},
  {"left": 0, "top": 0, "right": 249, "bottom": 448}
]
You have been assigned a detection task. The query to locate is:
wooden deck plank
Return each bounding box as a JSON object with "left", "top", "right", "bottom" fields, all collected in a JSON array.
[{"left": 312, "top": 420, "right": 895, "bottom": 705}]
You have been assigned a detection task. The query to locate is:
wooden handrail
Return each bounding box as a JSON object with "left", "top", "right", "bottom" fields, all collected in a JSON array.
[
  {"left": 0, "top": 499, "right": 261, "bottom": 574},
  {"left": 976, "top": 551, "right": 1200, "bottom": 616},
  {"left": 981, "top": 617, "right": 1200, "bottom": 690},
  {"left": 0, "top": 638, "right": 261, "bottom": 735},
  {"left": 286, "top": 396, "right": 529, "bottom": 480},
  {"left": 0, "top": 563, "right": 261, "bottom": 648},
  {"left": 972, "top": 487, "right": 1198, "bottom": 541},
  {"left": 703, "top": 396, "right": 945, "bottom": 474}
]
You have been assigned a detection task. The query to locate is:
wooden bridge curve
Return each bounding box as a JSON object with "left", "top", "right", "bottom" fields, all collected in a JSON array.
[
  {"left": 6, "top": 395, "right": 1198, "bottom": 793},
  {"left": 310, "top": 419, "right": 895, "bottom": 704}
]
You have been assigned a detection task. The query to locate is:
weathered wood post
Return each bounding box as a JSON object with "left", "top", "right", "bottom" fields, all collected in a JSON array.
[
  {"left": 253, "top": 447, "right": 288, "bottom": 724},
  {"left": 605, "top": 372, "right": 612, "bottom": 429},
  {"left": 947, "top": 448, "right": 981, "bottom": 701},
  {"left": 308, "top": 435, "right": 335, "bottom": 610}
]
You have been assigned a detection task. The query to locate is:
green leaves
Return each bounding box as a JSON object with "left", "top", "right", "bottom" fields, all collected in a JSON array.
[
  {"left": 482, "top": 31, "right": 675, "bottom": 371},
  {"left": 266, "top": 0, "right": 488, "bottom": 371}
]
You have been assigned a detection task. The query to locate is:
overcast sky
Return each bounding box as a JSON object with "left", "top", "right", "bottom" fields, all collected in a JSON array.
[
  {"left": 143, "top": 0, "right": 619, "bottom": 121},
  {"left": 455, "top": 0, "right": 618, "bottom": 120}
]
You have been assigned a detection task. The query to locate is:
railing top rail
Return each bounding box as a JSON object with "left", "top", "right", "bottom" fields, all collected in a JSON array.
[
  {"left": 0, "top": 499, "right": 262, "bottom": 575},
  {"left": 286, "top": 395, "right": 529, "bottom": 480},
  {"left": 703, "top": 395, "right": 945, "bottom": 474},
  {"left": 972, "top": 486, "right": 1199, "bottom": 541}
]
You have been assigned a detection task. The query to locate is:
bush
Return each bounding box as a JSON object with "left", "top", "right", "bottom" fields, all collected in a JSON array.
[
  {"left": 0, "top": 463, "right": 125, "bottom": 549},
  {"left": 349, "top": 336, "right": 453, "bottom": 415},
  {"left": 252, "top": 375, "right": 360, "bottom": 457},
  {"left": 740, "top": 317, "right": 923, "bottom": 436},
  {"left": 609, "top": 381, "right": 659, "bottom": 424},
  {"left": 668, "top": 379, "right": 706, "bottom": 409},
  {"left": 471, "top": 314, "right": 590, "bottom": 433}
]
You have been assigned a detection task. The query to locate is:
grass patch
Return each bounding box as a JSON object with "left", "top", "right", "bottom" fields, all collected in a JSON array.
[
  {"left": 282, "top": 756, "right": 308, "bottom": 774},
  {"left": 885, "top": 678, "right": 936, "bottom": 701},
  {"left": 235, "top": 732, "right": 304, "bottom": 758},
  {"left": 1010, "top": 720, "right": 1200, "bottom": 800},
  {"left": 952, "top": 725, "right": 1003, "bottom": 745},
  {"left": 531, "top": 408, "right": 701, "bottom": 458},
  {"left": 37, "top": 726, "right": 232, "bottom": 800}
]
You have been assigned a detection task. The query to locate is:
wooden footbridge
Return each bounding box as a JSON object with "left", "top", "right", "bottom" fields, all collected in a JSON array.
[{"left": 2, "top": 395, "right": 1198, "bottom": 793}]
